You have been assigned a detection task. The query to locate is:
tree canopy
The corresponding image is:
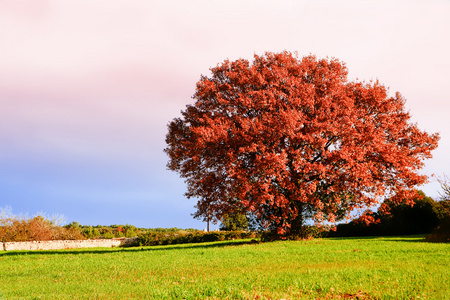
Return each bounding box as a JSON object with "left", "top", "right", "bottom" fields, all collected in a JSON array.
[{"left": 165, "top": 51, "right": 439, "bottom": 238}]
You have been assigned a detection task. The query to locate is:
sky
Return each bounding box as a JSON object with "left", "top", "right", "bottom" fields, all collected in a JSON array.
[{"left": 0, "top": 0, "right": 449, "bottom": 229}]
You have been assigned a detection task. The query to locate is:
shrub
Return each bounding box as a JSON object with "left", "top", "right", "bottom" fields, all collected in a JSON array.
[
  {"left": 261, "top": 225, "right": 323, "bottom": 242},
  {"left": 80, "top": 226, "right": 92, "bottom": 238},
  {"left": 75, "top": 224, "right": 143, "bottom": 239},
  {"left": 426, "top": 218, "right": 450, "bottom": 243},
  {"left": 0, "top": 208, "right": 85, "bottom": 242}
]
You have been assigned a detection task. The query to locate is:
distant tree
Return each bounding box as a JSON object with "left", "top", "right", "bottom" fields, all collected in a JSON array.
[
  {"left": 438, "top": 175, "right": 450, "bottom": 199},
  {"left": 122, "top": 224, "right": 138, "bottom": 237},
  {"left": 165, "top": 51, "right": 439, "bottom": 239},
  {"left": 65, "top": 221, "right": 81, "bottom": 229},
  {"left": 219, "top": 212, "right": 249, "bottom": 231},
  {"left": 437, "top": 175, "right": 450, "bottom": 220},
  {"left": 331, "top": 191, "right": 443, "bottom": 237},
  {"left": 379, "top": 190, "right": 442, "bottom": 235}
]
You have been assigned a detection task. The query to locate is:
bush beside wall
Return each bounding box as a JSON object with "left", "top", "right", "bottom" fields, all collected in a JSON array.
[{"left": 0, "top": 216, "right": 85, "bottom": 242}]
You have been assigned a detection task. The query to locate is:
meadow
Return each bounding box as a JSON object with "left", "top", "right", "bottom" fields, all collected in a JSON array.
[{"left": 0, "top": 235, "right": 449, "bottom": 299}]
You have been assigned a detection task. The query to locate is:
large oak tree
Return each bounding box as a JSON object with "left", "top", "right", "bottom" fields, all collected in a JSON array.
[{"left": 165, "top": 52, "right": 439, "bottom": 238}]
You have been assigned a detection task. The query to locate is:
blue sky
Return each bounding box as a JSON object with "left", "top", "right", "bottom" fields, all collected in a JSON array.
[{"left": 1, "top": 0, "right": 449, "bottom": 229}]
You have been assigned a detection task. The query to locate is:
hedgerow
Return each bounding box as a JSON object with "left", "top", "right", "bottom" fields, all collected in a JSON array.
[{"left": 135, "top": 230, "right": 259, "bottom": 246}]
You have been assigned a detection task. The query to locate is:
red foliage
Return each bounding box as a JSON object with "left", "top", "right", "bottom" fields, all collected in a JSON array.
[
  {"left": 165, "top": 51, "right": 439, "bottom": 238},
  {"left": 354, "top": 210, "right": 381, "bottom": 226},
  {"left": 0, "top": 216, "right": 85, "bottom": 242}
]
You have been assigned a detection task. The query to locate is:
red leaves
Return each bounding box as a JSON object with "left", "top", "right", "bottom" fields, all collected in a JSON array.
[
  {"left": 355, "top": 211, "right": 381, "bottom": 226},
  {"left": 165, "top": 51, "right": 439, "bottom": 238}
]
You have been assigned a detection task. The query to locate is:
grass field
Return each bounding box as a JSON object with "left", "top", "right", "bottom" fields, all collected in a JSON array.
[{"left": 0, "top": 235, "right": 449, "bottom": 299}]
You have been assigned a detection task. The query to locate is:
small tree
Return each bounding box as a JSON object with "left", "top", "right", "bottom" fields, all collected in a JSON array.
[
  {"left": 219, "top": 212, "right": 249, "bottom": 231},
  {"left": 438, "top": 175, "right": 450, "bottom": 199},
  {"left": 437, "top": 175, "right": 450, "bottom": 220},
  {"left": 165, "top": 51, "right": 439, "bottom": 239},
  {"left": 426, "top": 176, "right": 450, "bottom": 242}
]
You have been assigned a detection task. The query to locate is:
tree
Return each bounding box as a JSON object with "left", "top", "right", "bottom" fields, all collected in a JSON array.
[
  {"left": 219, "top": 211, "right": 249, "bottom": 231},
  {"left": 437, "top": 175, "right": 450, "bottom": 220},
  {"left": 379, "top": 190, "right": 442, "bottom": 235},
  {"left": 330, "top": 191, "right": 443, "bottom": 237},
  {"left": 438, "top": 175, "right": 450, "bottom": 199},
  {"left": 425, "top": 175, "right": 450, "bottom": 242},
  {"left": 165, "top": 51, "right": 439, "bottom": 239}
]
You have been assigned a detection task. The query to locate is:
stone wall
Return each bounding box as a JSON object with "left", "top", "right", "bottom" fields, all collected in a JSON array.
[{"left": 1, "top": 237, "right": 138, "bottom": 251}]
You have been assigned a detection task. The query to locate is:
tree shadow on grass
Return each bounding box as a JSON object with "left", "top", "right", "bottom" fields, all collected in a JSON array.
[
  {"left": 0, "top": 239, "right": 259, "bottom": 257},
  {"left": 379, "top": 238, "right": 427, "bottom": 243},
  {"left": 327, "top": 234, "right": 427, "bottom": 243}
]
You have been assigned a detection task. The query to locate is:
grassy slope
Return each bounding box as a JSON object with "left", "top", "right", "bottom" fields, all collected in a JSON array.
[{"left": 0, "top": 236, "right": 449, "bottom": 299}]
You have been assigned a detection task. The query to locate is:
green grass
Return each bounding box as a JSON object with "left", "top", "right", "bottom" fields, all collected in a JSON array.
[{"left": 0, "top": 235, "right": 449, "bottom": 299}]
